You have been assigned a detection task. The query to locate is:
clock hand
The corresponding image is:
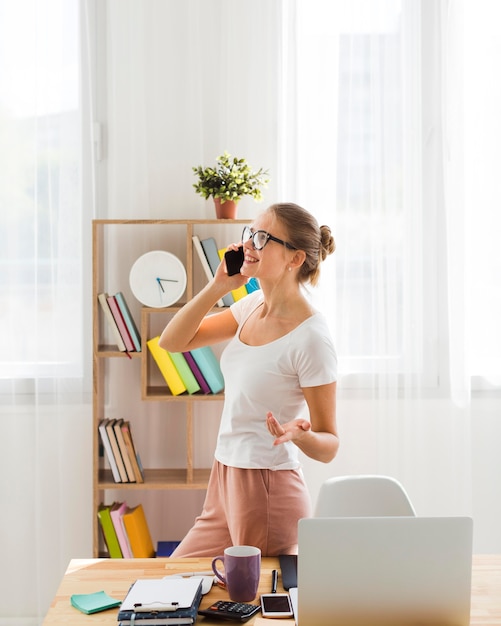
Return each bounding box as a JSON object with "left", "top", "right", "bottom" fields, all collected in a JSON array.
[{"left": 156, "top": 277, "right": 179, "bottom": 293}]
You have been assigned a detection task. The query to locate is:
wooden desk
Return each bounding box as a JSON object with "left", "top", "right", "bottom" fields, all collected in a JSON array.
[
  {"left": 43, "top": 555, "right": 501, "bottom": 625},
  {"left": 43, "top": 557, "right": 290, "bottom": 625}
]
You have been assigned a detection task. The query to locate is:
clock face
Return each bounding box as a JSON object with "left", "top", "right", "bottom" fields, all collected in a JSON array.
[{"left": 129, "top": 250, "right": 187, "bottom": 308}]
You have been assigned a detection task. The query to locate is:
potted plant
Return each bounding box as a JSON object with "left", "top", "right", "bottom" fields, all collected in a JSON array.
[{"left": 193, "top": 152, "right": 269, "bottom": 218}]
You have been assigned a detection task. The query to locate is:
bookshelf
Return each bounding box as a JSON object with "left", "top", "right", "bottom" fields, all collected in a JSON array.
[{"left": 92, "top": 218, "right": 250, "bottom": 556}]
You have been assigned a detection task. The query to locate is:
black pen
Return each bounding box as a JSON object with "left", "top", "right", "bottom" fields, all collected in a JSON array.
[{"left": 271, "top": 569, "right": 278, "bottom": 593}]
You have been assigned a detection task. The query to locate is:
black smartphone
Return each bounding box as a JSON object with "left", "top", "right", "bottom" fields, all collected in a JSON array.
[
  {"left": 260, "top": 593, "right": 294, "bottom": 618},
  {"left": 224, "top": 247, "right": 244, "bottom": 276}
]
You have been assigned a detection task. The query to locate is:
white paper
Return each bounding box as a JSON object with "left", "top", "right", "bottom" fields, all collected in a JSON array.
[{"left": 120, "top": 577, "right": 202, "bottom": 611}]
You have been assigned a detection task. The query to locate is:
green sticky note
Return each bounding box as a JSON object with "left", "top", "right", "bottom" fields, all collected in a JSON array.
[{"left": 71, "top": 590, "right": 121, "bottom": 614}]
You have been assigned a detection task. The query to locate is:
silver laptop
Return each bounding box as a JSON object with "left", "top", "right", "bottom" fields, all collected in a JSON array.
[{"left": 296, "top": 516, "right": 473, "bottom": 626}]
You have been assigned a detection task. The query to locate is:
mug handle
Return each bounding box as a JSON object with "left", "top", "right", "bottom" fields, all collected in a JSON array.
[{"left": 212, "top": 556, "right": 227, "bottom": 585}]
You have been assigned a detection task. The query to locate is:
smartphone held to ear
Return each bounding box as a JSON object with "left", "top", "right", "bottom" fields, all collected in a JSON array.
[
  {"left": 224, "top": 247, "right": 244, "bottom": 276},
  {"left": 260, "top": 593, "right": 294, "bottom": 618}
]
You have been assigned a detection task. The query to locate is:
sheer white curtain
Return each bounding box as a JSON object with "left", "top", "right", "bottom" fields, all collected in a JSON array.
[
  {"left": 284, "top": 0, "right": 472, "bottom": 517},
  {"left": 0, "top": 1, "right": 91, "bottom": 624}
]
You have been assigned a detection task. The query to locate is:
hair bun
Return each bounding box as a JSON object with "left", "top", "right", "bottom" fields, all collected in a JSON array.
[{"left": 320, "top": 225, "right": 336, "bottom": 259}]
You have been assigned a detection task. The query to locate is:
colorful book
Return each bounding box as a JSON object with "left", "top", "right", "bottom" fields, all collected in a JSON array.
[
  {"left": 98, "top": 419, "right": 121, "bottom": 482},
  {"left": 122, "top": 503, "right": 155, "bottom": 558},
  {"left": 169, "top": 351, "right": 201, "bottom": 394},
  {"left": 192, "top": 235, "right": 224, "bottom": 307},
  {"left": 183, "top": 351, "right": 211, "bottom": 395},
  {"left": 97, "top": 503, "right": 123, "bottom": 558},
  {"left": 114, "top": 291, "right": 141, "bottom": 352},
  {"left": 105, "top": 419, "right": 129, "bottom": 482},
  {"left": 113, "top": 419, "right": 136, "bottom": 483},
  {"left": 107, "top": 295, "right": 136, "bottom": 352},
  {"left": 121, "top": 421, "right": 144, "bottom": 483},
  {"left": 147, "top": 336, "right": 187, "bottom": 396},
  {"left": 190, "top": 346, "right": 224, "bottom": 394},
  {"left": 246, "top": 277, "right": 260, "bottom": 293},
  {"left": 97, "top": 292, "right": 127, "bottom": 351},
  {"left": 218, "top": 247, "right": 248, "bottom": 301},
  {"left": 199, "top": 237, "right": 234, "bottom": 307},
  {"left": 110, "top": 501, "right": 133, "bottom": 558}
]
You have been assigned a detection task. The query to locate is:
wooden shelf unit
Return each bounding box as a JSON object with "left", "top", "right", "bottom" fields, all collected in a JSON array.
[{"left": 92, "top": 218, "right": 250, "bottom": 556}]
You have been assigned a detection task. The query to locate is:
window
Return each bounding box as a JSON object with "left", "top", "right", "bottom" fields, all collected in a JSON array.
[{"left": 0, "top": 0, "right": 83, "bottom": 380}]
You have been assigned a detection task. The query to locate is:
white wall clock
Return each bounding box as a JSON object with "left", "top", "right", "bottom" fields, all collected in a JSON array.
[{"left": 129, "top": 250, "right": 187, "bottom": 308}]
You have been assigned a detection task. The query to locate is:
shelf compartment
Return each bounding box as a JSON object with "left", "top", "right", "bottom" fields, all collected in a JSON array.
[{"left": 98, "top": 468, "right": 211, "bottom": 489}]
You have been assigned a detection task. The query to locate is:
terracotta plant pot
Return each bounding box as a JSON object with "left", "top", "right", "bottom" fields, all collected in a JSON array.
[{"left": 214, "top": 198, "right": 238, "bottom": 219}]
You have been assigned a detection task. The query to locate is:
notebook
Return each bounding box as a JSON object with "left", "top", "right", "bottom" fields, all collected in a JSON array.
[{"left": 296, "top": 516, "right": 473, "bottom": 626}]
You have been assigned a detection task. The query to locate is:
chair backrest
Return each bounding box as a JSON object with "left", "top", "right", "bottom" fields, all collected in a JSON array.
[{"left": 314, "top": 474, "right": 416, "bottom": 517}]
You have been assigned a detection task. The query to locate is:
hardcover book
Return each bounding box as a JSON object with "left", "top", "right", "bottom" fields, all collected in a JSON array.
[
  {"left": 107, "top": 294, "right": 136, "bottom": 352},
  {"left": 113, "top": 418, "right": 137, "bottom": 483},
  {"left": 121, "top": 421, "right": 144, "bottom": 483},
  {"left": 169, "top": 351, "right": 201, "bottom": 395},
  {"left": 192, "top": 235, "right": 224, "bottom": 307},
  {"left": 105, "top": 419, "right": 129, "bottom": 482},
  {"left": 109, "top": 500, "right": 133, "bottom": 558},
  {"left": 122, "top": 503, "right": 155, "bottom": 558},
  {"left": 199, "top": 237, "right": 234, "bottom": 307},
  {"left": 115, "top": 291, "right": 142, "bottom": 351},
  {"left": 97, "top": 292, "right": 127, "bottom": 351},
  {"left": 98, "top": 419, "right": 122, "bottom": 482},
  {"left": 97, "top": 503, "right": 123, "bottom": 558},
  {"left": 182, "top": 351, "right": 211, "bottom": 395},
  {"left": 190, "top": 346, "right": 224, "bottom": 394},
  {"left": 147, "top": 336, "right": 187, "bottom": 396}
]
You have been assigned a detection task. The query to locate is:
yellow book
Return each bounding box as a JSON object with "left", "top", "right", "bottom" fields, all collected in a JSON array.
[
  {"left": 122, "top": 504, "right": 155, "bottom": 558},
  {"left": 218, "top": 248, "right": 248, "bottom": 302},
  {"left": 147, "top": 336, "right": 186, "bottom": 396}
]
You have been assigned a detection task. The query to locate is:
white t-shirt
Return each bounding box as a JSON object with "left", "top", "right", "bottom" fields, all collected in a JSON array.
[{"left": 215, "top": 291, "right": 337, "bottom": 470}]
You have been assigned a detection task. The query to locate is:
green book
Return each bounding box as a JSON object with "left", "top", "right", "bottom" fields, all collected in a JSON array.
[
  {"left": 169, "top": 351, "right": 201, "bottom": 394},
  {"left": 97, "top": 503, "right": 123, "bottom": 558}
]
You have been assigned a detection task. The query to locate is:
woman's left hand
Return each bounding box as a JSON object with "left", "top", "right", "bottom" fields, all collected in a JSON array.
[{"left": 266, "top": 411, "right": 311, "bottom": 446}]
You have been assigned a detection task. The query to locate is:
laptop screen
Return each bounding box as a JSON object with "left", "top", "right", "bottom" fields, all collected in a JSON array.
[{"left": 297, "top": 516, "right": 473, "bottom": 626}]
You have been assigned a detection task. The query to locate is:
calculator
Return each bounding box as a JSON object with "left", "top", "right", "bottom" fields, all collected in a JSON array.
[{"left": 198, "top": 600, "right": 261, "bottom": 621}]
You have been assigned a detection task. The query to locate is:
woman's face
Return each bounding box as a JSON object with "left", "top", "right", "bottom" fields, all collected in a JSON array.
[{"left": 241, "top": 213, "right": 293, "bottom": 280}]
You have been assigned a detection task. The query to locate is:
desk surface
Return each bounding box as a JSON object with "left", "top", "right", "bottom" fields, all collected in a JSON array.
[{"left": 43, "top": 555, "right": 501, "bottom": 625}]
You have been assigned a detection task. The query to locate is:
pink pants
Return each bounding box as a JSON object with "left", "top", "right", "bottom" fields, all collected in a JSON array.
[{"left": 171, "top": 460, "right": 312, "bottom": 557}]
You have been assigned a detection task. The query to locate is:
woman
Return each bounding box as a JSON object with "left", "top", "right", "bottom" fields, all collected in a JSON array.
[{"left": 159, "top": 202, "right": 339, "bottom": 556}]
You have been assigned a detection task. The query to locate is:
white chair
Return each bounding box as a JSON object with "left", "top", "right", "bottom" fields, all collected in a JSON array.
[{"left": 314, "top": 474, "right": 416, "bottom": 517}]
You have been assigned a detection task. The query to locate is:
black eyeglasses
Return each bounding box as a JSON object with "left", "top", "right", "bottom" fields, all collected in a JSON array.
[{"left": 242, "top": 225, "right": 297, "bottom": 251}]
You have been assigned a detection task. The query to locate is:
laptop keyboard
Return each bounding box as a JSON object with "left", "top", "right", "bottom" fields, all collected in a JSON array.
[{"left": 279, "top": 554, "right": 298, "bottom": 590}]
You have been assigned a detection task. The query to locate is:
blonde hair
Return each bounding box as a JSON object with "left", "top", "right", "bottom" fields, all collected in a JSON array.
[{"left": 266, "top": 202, "right": 335, "bottom": 286}]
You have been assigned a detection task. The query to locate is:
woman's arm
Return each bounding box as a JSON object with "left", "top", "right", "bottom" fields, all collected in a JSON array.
[
  {"left": 266, "top": 381, "right": 339, "bottom": 463},
  {"left": 159, "top": 256, "right": 246, "bottom": 353}
]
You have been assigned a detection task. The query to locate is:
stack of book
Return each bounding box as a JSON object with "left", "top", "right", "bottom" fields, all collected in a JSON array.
[
  {"left": 97, "top": 501, "right": 155, "bottom": 558},
  {"left": 98, "top": 291, "right": 141, "bottom": 354},
  {"left": 192, "top": 235, "right": 260, "bottom": 307},
  {"left": 99, "top": 418, "right": 144, "bottom": 483},
  {"left": 147, "top": 338, "right": 225, "bottom": 396}
]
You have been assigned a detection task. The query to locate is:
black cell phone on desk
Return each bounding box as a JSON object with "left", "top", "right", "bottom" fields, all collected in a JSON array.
[{"left": 224, "top": 247, "right": 244, "bottom": 275}]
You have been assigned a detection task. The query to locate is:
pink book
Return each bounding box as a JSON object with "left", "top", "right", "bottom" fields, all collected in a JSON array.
[
  {"left": 107, "top": 295, "right": 135, "bottom": 352},
  {"left": 183, "top": 351, "right": 211, "bottom": 394},
  {"left": 110, "top": 501, "right": 133, "bottom": 558}
]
